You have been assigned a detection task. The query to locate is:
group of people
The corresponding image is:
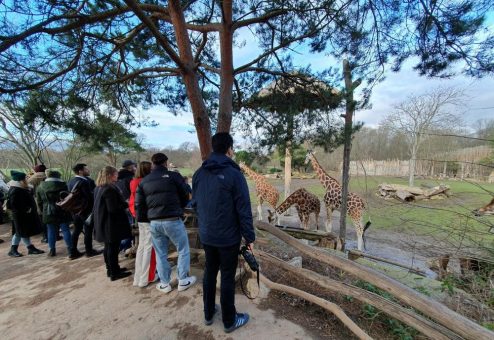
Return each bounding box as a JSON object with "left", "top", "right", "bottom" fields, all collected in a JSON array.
[{"left": 2, "top": 132, "right": 255, "bottom": 333}]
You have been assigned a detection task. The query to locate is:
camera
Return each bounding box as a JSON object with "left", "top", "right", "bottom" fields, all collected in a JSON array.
[{"left": 239, "top": 245, "right": 259, "bottom": 272}]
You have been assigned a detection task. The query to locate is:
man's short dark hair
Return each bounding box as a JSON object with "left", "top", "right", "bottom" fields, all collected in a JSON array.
[
  {"left": 72, "top": 163, "right": 87, "bottom": 174},
  {"left": 151, "top": 153, "right": 168, "bottom": 165},
  {"left": 212, "top": 132, "right": 233, "bottom": 154}
]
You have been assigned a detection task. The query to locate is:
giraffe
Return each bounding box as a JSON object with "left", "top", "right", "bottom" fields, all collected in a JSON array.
[
  {"left": 305, "top": 150, "right": 371, "bottom": 251},
  {"left": 473, "top": 197, "right": 494, "bottom": 216},
  {"left": 267, "top": 188, "right": 320, "bottom": 230},
  {"left": 239, "top": 162, "right": 279, "bottom": 221}
]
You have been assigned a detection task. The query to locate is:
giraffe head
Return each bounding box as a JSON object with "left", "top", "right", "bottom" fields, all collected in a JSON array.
[
  {"left": 267, "top": 209, "right": 277, "bottom": 224},
  {"left": 305, "top": 149, "right": 315, "bottom": 165},
  {"left": 473, "top": 198, "right": 494, "bottom": 216}
]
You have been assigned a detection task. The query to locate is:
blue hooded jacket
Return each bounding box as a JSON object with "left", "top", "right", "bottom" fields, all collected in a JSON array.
[{"left": 192, "top": 153, "right": 255, "bottom": 247}]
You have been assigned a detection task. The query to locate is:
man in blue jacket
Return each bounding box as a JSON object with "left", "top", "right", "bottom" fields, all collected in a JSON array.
[{"left": 193, "top": 132, "right": 255, "bottom": 333}]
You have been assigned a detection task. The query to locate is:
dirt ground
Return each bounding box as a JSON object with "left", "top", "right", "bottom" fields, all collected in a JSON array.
[
  {"left": 0, "top": 220, "right": 316, "bottom": 340},
  {"left": 0, "top": 178, "right": 484, "bottom": 339}
]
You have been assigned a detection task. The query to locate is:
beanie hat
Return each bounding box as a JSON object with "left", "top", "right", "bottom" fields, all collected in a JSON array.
[
  {"left": 34, "top": 164, "right": 47, "bottom": 173},
  {"left": 46, "top": 170, "right": 62, "bottom": 179},
  {"left": 11, "top": 170, "right": 26, "bottom": 181}
]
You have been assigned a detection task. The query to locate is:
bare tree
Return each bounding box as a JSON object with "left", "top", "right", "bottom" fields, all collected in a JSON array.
[
  {"left": 382, "top": 87, "right": 466, "bottom": 186},
  {"left": 0, "top": 103, "right": 58, "bottom": 169}
]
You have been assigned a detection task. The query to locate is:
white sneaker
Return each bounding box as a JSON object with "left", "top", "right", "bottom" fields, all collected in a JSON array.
[
  {"left": 178, "top": 276, "right": 197, "bottom": 292},
  {"left": 156, "top": 283, "right": 172, "bottom": 294}
]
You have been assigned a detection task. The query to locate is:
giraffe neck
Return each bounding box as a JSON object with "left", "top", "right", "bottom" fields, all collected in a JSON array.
[
  {"left": 276, "top": 192, "right": 300, "bottom": 214},
  {"left": 241, "top": 164, "right": 264, "bottom": 183},
  {"left": 310, "top": 155, "right": 340, "bottom": 190}
]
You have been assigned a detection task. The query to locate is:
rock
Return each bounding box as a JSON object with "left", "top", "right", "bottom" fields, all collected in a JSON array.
[{"left": 288, "top": 256, "right": 302, "bottom": 268}]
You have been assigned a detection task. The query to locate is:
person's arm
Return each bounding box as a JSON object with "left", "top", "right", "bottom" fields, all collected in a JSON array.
[
  {"left": 173, "top": 172, "right": 190, "bottom": 208},
  {"left": 232, "top": 172, "right": 255, "bottom": 245},
  {"left": 35, "top": 186, "right": 43, "bottom": 214},
  {"left": 134, "top": 182, "right": 147, "bottom": 222}
]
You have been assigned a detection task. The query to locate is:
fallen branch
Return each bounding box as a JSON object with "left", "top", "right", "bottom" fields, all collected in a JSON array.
[
  {"left": 258, "top": 250, "right": 459, "bottom": 340},
  {"left": 259, "top": 272, "right": 373, "bottom": 340},
  {"left": 255, "top": 221, "right": 494, "bottom": 340}
]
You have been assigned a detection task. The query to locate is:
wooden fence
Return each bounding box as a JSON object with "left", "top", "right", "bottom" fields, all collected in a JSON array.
[{"left": 346, "top": 146, "right": 492, "bottom": 180}]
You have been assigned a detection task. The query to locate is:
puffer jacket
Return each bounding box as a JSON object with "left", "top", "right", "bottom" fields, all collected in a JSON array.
[
  {"left": 36, "top": 178, "right": 72, "bottom": 224},
  {"left": 192, "top": 152, "right": 255, "bottom": 247},
  {"left": 135, "top": 165, "right": 189, "bottom": 222}
]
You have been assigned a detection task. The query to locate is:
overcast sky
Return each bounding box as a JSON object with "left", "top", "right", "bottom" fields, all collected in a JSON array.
[{"left": 133, "top": 26, "right": 494, "bottom": 149}]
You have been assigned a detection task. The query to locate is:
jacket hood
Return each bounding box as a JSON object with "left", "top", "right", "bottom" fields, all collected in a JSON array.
[
  {"left": 8, "top": 181, "right": 28, "bottom": 189},
  {"left": 202, "top": 153, "right": 240, "bottom": 171}
]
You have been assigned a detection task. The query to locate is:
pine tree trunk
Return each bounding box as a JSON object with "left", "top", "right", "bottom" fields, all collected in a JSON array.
[
  {"left": 339, "top": 59, "right": 358, "bottom": 250},
  {"left": 284, "top": 141, "right": 292, "bottom": 215}
]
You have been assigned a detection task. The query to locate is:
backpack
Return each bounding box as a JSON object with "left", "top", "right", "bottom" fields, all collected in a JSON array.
[{"left": 56, "top": 181, "right": 88, "bottom": 215}]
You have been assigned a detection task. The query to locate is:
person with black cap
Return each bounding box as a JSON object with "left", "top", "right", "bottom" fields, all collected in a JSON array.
[
  {"left": 36, "top": 170, "right": 73, "bottom": 257},
  {"left": 116, "top": 159, "right": 137, "bottom": 252},
  {"left": 7, "top": 170, "right": 45, "bottom": 257},
  {"left": 116, "top": 160, "right": 137, "bottom": 201}
]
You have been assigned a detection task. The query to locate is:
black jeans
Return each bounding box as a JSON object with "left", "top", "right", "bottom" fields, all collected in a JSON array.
[
  {"left": 71, "top": 214, "right": 94, "bottom": 253},
  {"left": 103, "top": 242, "right": 120, "bottom": 276},
  {"left": 203, "top": 243, "right": 240, "bottom": 328}
]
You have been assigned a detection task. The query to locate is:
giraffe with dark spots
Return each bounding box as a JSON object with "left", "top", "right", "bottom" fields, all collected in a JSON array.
[
  {"left": 239, "top": 162, "right": 280, "bottom": 221},
  {"left": 305, "top": 150, "right": 370, "bottom": 251},
  {"left": 267, "top": 188, "right": 320, "bottom": 230}
]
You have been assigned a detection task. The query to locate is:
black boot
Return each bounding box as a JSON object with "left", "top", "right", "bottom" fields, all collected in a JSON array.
[
  {"left": 48, "top": 249, "right": 56, "bottom": 257},
  {"left": 69, "top": 249, "right": 84, "bottom": 260},
  {"left": 8, "top": 245, "right": 23, "bottom": 257},
  {"left": 27, "top": 245, "right": 45, "bottom": 255}
]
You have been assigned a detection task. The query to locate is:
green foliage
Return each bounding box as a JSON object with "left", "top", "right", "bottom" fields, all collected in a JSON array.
[
  {"left": 356, "top": 280, "right": 418, "bottom": 339},
  {"left": 279, "top": 144, "right": 310, "bottom": 171},
  {"left": 268, "top": 167, "right": 282, "bottom": 174},
  {"left": 235, "top": 150, "right": 256, "bottom": 166}
]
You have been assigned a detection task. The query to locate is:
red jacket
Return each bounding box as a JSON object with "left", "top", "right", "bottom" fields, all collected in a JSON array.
[{"left": 129, "top": 178, "right": 142, "bottom": 218}]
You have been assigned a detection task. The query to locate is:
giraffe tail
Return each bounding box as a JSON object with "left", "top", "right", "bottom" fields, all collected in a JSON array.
[{"left": 362, "top": 221, "right": 371, "bottom": 250}]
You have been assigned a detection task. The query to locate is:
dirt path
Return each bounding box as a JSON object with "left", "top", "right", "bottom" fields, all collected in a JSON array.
[{"left": 0, "top": 223, "right": 310, "bottom": 340}]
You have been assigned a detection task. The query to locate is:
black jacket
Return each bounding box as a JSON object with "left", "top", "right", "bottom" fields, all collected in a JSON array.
[
  {"left": 135, "top": 165, "right": 189, "bottom": 222},
  {"left": 116, "top": 169, "right": 134, "bottom": 201},
  {"left": 67, "top": 176, "right": 94, "bottom": 217},
  {"left": 192, "top": 153, "right": 255, "bottom": 247},
  {"left": 7, "top": 182, "right": 42, "bottom": 238},
  {"left": 93, "top": 184, "right": 132, "bottom": 243}
]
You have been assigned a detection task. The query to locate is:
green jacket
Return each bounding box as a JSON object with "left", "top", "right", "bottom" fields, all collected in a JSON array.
[{"left": 36, "top": 178, "right": 71, "bottom": 224}]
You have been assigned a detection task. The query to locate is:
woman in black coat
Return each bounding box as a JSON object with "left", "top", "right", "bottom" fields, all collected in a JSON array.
[
  {"left": 93, "top": 166, "right": 132, "bottom": 281},
  {"left": 7, "top": 170, "right": 44, "bottom": 257}
]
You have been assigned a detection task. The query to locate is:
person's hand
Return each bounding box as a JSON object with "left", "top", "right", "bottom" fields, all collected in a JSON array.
[{"left": 246, "top": 242, "right": 254, "bottom": 254}]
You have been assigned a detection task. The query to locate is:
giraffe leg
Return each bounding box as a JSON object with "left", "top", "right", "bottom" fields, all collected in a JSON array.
[
  {"left": 357, "top": 228, "right": 364, "bottom": 251},
  {"left": 257, "top": 204, "right": 263, "bottom": 220},
  {"left": 325, "top": 207, "right": 333, "bottom": 232}
]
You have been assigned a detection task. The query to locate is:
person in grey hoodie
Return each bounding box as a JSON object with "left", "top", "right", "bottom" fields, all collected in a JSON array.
[{"left": 36, "top": 170, "right": 73, "bottom": 257}]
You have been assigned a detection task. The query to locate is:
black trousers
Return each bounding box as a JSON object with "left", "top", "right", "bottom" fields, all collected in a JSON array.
[
  {"left": 203, "top": 243, "right": 240, "bottom": 328},
  {"left": 71, "top": 214, "right": 93, "bottom": 253},
  {"left": 103, "top": 242, "right": 120, "bottom": 276}
]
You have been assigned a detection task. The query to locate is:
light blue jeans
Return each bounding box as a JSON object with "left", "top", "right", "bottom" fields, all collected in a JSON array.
[
  {"left": 150, "top": 218, "right": 190, "bottom": 284},
  {"left": 11, "top": 234, "right": 31, "bottom": 246}
]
